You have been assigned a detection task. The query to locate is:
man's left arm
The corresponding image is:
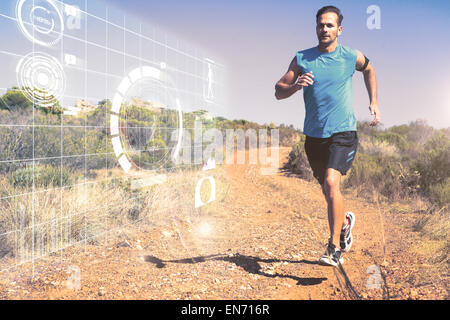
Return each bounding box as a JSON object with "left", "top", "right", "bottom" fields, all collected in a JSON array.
[{"left": 356, "top": 50, "right": 380, "bottom": 127}]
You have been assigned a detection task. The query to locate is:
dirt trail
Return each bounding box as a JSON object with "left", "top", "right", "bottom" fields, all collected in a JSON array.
[{"left": 0, "top": 147, "right": 447, "bottom": 299}]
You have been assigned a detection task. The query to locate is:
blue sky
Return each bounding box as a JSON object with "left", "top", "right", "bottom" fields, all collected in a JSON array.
[{"left": 1, "top": 0, "right": 449, "bottom": 129}]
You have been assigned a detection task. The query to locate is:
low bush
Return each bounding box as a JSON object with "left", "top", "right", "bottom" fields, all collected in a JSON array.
[
  {"left": 284, "top": 138, "right": 314, "bottom": 181},
  {"left": 9, "top": 165, "right": 73, "bottom": 188}
]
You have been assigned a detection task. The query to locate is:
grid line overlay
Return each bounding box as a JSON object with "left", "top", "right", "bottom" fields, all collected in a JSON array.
[{"left": 0, "top": 0, "right": 226, "bottom": 274}]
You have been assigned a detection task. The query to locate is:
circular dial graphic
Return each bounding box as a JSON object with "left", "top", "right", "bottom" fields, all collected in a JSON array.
[
  {"left": 110, "top": 66, "right": 183, "bottom": 173},
  {"left": 16, "top": 0, "right": 64, "bottom": 47},
  {"left": 16, "top": 52, "right": 65, "bottom": 108}
]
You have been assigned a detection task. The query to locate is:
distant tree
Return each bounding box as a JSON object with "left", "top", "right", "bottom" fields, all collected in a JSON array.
[
  {"left": 192, "top": 109, "right": 208, "bottom": 116},
  {"left": 214, "top": 116, "right": 227, "bottom": 122},
  {"left": 0, "top": 87, "right": 62, "bottom": 115},
  {"left": 0, "top": 87, "right": 33, "bottom": 110},
  {"left": 98, "top": 99, "right": 112, "bottom": 107}
]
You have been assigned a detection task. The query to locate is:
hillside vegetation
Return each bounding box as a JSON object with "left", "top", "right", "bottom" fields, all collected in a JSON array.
[{"left": 0, "top": 87, "right": 300, "bottom": 258}]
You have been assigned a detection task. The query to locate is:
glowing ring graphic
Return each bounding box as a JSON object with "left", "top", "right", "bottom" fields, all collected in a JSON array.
[
  {"left": 16, "top": 0, "right": 64, "bottom": 47},
  {"left": 16, "top": 52, "right": 65, "bottom": 108},
  {"left": 110, "top": 66, "right": 183, "bottom": 173},
  {"left": 30, "top": 6, "right": 55, "bottom": 35}
]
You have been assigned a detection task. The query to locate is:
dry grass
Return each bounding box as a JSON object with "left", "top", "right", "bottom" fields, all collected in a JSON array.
[
  {"left": 358, "top": 136, "right": 399, "bottom": 158},
  {"left": 412, "top": 205, "right": 449, "bottom": 271},
  {"left": 0, "top": 165, "right": 230, "bottom": 261},
  {"left": 0, "top": 178, "right": 133, "bottom": 259}
]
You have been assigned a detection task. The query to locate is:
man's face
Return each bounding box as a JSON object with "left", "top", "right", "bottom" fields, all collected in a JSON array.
[{"left": 316, "top": 12, "right": 342, "bottom": 45}]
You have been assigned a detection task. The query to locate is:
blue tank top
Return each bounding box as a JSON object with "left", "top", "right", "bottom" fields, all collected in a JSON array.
[{"left": 296, "top": 44, "right": 358, "bottom": 138}]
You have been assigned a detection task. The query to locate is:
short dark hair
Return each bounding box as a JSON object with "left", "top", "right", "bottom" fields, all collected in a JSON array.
[{"left": 316, "top": 6, "right": 343, "bottom": 26}]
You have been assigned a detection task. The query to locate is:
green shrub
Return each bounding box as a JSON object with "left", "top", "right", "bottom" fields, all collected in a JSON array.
[
  {"left": 284, "top": 138, "right": 314, "bottom": 181},
  {"left": 0, "top": 87, "right": 33, "bottom": 111},
  {"left": 414, "top": 131, "right": 450, "bottom": 200},
  {"left": 428, "top": 178, "right": 450, "bottom": 208},
  {"left": 9, "top": 165, "right": 73, "bottom": 188},
  {"left": 374, "top": 131, "right": 408, "bottom": 151},
  {"left": 343, "top": 152, "right": 421, "bottom": 201}
]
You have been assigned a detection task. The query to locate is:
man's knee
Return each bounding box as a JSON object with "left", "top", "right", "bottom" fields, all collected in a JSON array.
[{"left": 323, "top": 169, "right": 341, "bottom": 200}]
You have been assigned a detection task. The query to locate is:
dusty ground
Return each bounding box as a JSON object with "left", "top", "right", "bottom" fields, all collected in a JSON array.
[{"left": 0, "top": 147, "right": 448, "bottom": 300}]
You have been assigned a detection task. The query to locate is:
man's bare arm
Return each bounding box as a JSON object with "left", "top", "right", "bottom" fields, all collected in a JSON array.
[
  {"left": 356, "top": 50, "right": 380, "bottom": 126},
  {"left": 275, "top": 56, "right": 314, "bottom": 100}
]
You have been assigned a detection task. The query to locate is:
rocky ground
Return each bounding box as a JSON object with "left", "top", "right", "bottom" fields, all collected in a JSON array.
[{"left": 0, "top": 148, "right": 448, "bottom": 300}]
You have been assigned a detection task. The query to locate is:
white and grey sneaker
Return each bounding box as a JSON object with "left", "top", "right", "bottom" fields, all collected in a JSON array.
[
  {"left": 340, "top": 211, "right": 355, "bottom": 252},
  {"left": 318, "top": 242, "right": 344, "bottom": 267}
]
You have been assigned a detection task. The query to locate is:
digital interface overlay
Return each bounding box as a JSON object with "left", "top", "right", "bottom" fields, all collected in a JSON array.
[{"left": 0, "top": 0, "right": 228, "bottom": 274}]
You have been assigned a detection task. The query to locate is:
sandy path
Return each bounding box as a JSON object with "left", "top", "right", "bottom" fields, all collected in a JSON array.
[{"left": 0, "top": 147, "right": 447, "bottom": 299}]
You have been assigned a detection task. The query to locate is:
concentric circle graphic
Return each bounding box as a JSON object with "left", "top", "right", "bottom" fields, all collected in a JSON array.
[
  {"left": 16, "top": 0, "right": 64, "bottom": 47},
  {"left": 16, "top": 52, "right": 66, "bottom": 108},
  {"left": 110, "top": 66, "right": 183, "bottom": 173}
]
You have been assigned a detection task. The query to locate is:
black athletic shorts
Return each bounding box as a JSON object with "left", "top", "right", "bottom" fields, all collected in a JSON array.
[{"left": 304, "top": 131, "right": 358, "bottom": 185}]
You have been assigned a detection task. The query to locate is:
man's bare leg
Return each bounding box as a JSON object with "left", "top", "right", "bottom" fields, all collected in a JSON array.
[{"left": 322, "top": 168, "right": 346, "bottom": 248}]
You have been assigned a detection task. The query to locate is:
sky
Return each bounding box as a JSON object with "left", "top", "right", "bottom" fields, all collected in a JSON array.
[
  {"left": 102, "top": 0, "right": 450, "bottom": 130},
  {"left": 1, "top": 0, "right": 449, "bottom": 130}
]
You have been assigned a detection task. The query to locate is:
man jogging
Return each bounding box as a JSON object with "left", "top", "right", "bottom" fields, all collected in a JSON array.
[{"left": 275, "top": 6, "right": 380, "bottom": 266}]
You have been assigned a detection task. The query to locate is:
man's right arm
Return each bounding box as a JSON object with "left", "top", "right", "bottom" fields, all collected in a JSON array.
[{"left": 275, "top": 56, "right": 314, "bottom": 100}]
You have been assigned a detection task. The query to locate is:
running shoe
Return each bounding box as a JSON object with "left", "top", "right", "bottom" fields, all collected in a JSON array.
[
  {"left": 318, "top": 242, "right": 344, "bottom": 267},
  {"left": 340, "top": 211, "right": 355, "bottom": 252}
]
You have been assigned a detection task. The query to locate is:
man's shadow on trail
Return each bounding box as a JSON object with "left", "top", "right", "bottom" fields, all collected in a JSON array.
[{"left": 142, "top": 253, "right": 327, "bottom": 286}]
